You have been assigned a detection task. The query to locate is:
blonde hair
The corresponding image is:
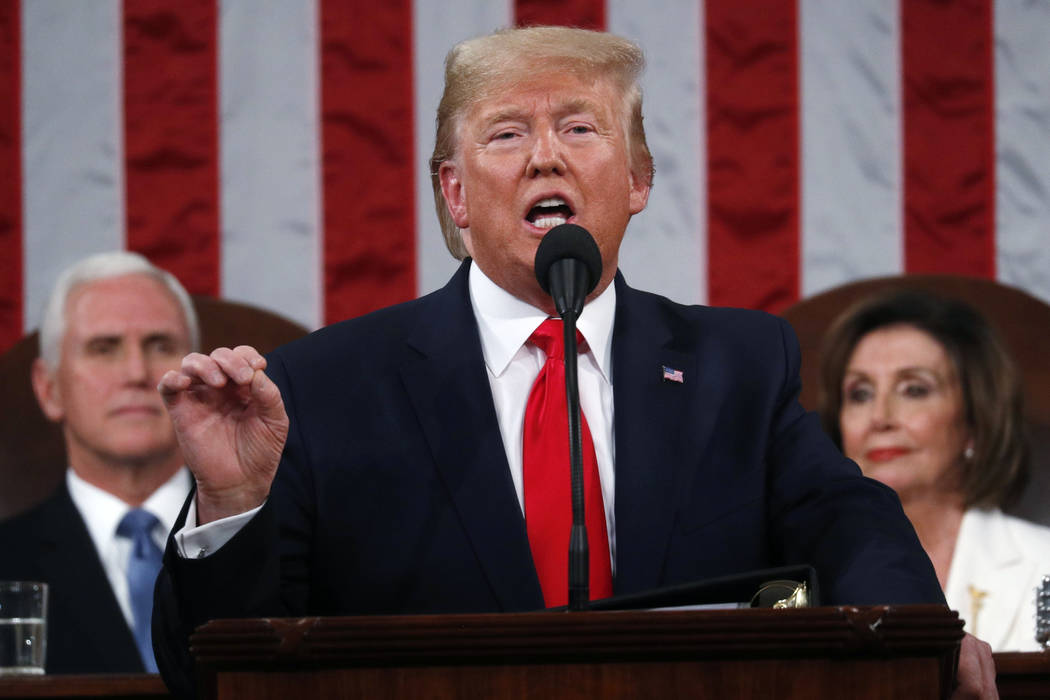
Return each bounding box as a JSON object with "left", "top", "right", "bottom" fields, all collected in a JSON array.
[{"left": 429, "top": 26, "right": 654, "bottom": 259}]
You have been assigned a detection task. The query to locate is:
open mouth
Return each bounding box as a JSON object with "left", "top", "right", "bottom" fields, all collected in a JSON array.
[{"left": 526, "top": 196, "right": 574, "bottom": 230}]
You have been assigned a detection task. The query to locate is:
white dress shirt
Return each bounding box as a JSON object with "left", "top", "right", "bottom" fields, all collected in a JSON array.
[
  {"left": 67, "top": 467, "right": 192, "bottom": 628},
  {"left": 177, "top": 263, "right": 620, "bottom": 567},
  {"left": 468, "top": 262, "right": 618, "bottom": 567}
]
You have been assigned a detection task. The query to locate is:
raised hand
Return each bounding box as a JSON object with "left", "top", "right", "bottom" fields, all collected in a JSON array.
[{"left": 158, "top": 346, "right": 289, "bottom": 525}]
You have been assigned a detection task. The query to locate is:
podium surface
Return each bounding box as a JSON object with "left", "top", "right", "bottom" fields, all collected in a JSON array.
[{"left": 190, "top": 605, "right": 962, "bottom": 699}]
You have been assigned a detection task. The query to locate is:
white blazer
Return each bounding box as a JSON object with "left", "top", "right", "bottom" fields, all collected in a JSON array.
[{"left": 944, "top": 508, "right": 1050, "bottom": 651}]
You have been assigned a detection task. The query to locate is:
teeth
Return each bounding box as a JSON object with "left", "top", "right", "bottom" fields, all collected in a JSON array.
[
  {"left": 527, "top": 196, "right": 571, "bottom": 229},
  {"left": 533, "top": 215, "right": 568, "bottom": 229}
]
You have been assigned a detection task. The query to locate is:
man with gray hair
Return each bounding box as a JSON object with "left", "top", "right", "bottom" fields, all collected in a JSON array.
[{"left": 0, "top": 251, "right": 197, "bottom": 674}]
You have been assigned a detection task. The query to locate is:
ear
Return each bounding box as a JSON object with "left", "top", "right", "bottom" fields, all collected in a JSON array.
[
  {"left": 628, "top": 167, "right": 651, "bottom": 216},
  {"left": 439, "top": 161, "right": 470, "bottom": 229},
  {"left": 31, "top": 357, "right": 65, "bottom": 423}
]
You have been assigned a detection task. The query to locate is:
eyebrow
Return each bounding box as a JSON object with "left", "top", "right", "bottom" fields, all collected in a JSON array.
[
  {"left": 480, "top": 107, "right": 529, "bottom": 128},
  {"left": 142, "top": 332, "right": 184, "bottom": 349},
  {"left": 84, "top": 334, "right": 121, "bottom": 346},
  {"left": 82, "top": 330, "right": 181, "bottom": 346},
  {"left": 844, "top": 366, "right": 944, "bottom": 382},
  {"left": 479, "top": 98, "right": 606, "bottom": 129}
]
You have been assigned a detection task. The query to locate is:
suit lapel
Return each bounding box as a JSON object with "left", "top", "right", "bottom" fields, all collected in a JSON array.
[
  {"left": 951, "top": 510, "right": 1032, "bottom": 649},
  {"left": 34, "top": 486, "right": 144, "bottom": 671},
  {"left": 399, "top": 262, "right": 544, "bottom": 611},
  {"left": 611, "top": 278, "right": 720, "bottom": 594}
]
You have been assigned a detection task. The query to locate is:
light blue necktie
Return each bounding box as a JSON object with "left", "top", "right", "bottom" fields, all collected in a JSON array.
[{"left": 117, "top": 508, "right": 163, "bottom": 673}]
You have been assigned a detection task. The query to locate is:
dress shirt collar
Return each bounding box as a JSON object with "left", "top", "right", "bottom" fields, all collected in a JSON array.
[
  {"left": 67, "top": 466, "right": 193, "bottom": 550},
  {"left": 468, "top": 260, "right": 616, "bottom": 382}
]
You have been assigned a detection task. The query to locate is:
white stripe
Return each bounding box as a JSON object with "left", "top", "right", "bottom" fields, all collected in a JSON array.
[
  {"left": 22, "top": 0, "right": 124, "bottom": 330},
  {"left": 609, "top": 0, "right": 706, "bottom": 306},
  {"left": 800, "top": 0, "right": 903, "bottom": 299},
  {"left": 219, "top": 0, "right": 322, "bottom": 330},
  {"left": 994, "top": 0, "right": 1050, "bottom": 305},
  {"left": 413, "top": 0, "right": 513, "bottom": 297}
]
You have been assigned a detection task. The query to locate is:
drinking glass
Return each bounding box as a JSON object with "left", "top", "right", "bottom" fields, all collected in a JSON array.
[{"left": 0, "top": 581, "right": 48, "bottom": 675}]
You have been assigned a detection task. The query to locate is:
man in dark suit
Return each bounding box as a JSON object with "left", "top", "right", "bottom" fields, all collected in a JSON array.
[
  {"left": 0, "top": 251, "right": 196, "bottom": 673},
  {"left": 155, "top": 26, "right": 996, "bottom": 698}
]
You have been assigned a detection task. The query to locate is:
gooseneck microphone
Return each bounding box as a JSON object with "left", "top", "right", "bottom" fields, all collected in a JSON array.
[
  {"left": 533, "top": 224, "right": 603, "bottom": 612},
  {"left": 534, "top": 223, "right": 603, "bottom": 321}
]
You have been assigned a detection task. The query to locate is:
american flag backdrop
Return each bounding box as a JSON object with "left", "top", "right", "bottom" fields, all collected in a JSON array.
[{"left": 0, "top": 0, "right": 1048, "bottom": 353}]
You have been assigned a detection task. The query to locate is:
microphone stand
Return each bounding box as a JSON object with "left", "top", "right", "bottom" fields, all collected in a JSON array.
[{"left": 548, "top": 259, "right": 592, "bottom": 611}]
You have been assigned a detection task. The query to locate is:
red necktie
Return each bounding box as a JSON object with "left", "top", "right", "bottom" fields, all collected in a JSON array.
[{"left": 523, "top": 318, "right": 613, "bottom": 607}]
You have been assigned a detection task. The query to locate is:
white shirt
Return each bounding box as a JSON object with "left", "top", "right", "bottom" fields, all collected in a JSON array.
[
  {"left": 468, "top": 263, "right": 618, "bottom": 567},
  {"left": 67, "top": 467, "right": 192, "bottom": 628},
  {"left": 177, "top": 263, "right": 620, "bottom": 567}
]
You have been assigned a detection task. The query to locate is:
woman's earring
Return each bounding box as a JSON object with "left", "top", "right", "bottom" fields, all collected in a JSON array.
[{"left": 963, "top": 444, "right": 975, "bottom": 460}]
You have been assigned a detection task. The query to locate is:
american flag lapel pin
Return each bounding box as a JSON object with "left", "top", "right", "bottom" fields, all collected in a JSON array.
[{"left": 662, "top": 365, "right": 684, "bottom": 384}]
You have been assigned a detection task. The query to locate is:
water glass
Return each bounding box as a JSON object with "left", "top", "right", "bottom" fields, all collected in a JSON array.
[{"left": 0, "top": 581, "right": 48, "bottom": 675}]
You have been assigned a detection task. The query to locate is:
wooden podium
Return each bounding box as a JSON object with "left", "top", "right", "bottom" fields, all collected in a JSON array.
[{"left": 189, "top": 605, "right": 963, "bottom": 699}]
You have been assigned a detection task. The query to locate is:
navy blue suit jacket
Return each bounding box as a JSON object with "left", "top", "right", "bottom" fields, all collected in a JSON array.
[
  {"left": 155, "top": 260, "right": 943, "bottom": 693},
  {"left": 0, "top": 483, "right": 145, "bottom": 674}
]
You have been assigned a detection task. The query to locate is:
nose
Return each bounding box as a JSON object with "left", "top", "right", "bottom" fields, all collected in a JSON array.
[
  {"left": 122, "top": 345, "right": 150, "bottom": 385},
  {"left": 870, "top": 391, "right": 897, "bottom": 431},
  {"left": 527, "top": 127, "right": 565, "bottom": 177}
]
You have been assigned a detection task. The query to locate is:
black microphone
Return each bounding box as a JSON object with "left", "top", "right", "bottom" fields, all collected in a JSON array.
[
  {"left": 534, "top": 223, "right": 602, "bottom": 322},
  {"left": 533, "top": 224, "right": 603, "bottom": 612}
]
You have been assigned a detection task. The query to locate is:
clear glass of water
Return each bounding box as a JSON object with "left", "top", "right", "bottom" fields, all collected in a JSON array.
[{"left": 0, "top": 581, "right": 48, "bottom": 675}]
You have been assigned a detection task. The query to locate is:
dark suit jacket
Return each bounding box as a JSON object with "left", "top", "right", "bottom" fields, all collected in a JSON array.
[
  {"left": 155, "top": 261, "right": 943, "bottom": 694},
  {"left": 0, "top": 482, "right": 144, "bottom": 674}
]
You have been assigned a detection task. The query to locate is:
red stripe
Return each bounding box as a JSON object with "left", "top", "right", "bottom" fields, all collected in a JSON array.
[
  {"left": 515, "top": 0, "right": 605, "bottom": 29},
  {"left": 320, "top": 1, "right": 416, "bottom": 324},
  {"left": 705, "top": 1, "right": 800, "bottom": 311},
  {"left": 123, "top": 0, "right": 220, "bottom": 296},
  {"left": 901, "top": 0, "right": 995, "bottom": 277},
  {"left": 0, "top": 0, "right": 21, "bottom": 352}
]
